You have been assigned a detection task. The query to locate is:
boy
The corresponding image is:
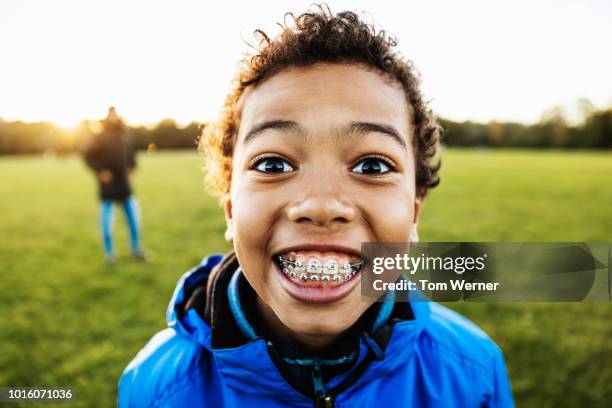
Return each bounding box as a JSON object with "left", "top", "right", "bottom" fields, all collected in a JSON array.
[{"left": 119, "top": 6, "right": 513, "bottom": 407}]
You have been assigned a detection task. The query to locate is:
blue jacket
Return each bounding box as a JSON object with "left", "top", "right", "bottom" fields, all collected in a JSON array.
[{"left": 119, "top": 254, "right": 514, "bottom": 407}]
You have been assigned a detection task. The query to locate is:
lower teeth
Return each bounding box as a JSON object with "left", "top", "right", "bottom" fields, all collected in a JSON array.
[{"left": 294, "top": 272, "right": 350, "bottom": 283}]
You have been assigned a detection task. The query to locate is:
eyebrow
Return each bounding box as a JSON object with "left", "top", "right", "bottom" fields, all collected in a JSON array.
[
  {"left": 348, "top": 121, "right": 407, "bottom": 148},
  {"left": 243, "top": 119, "right": 407, "bottom": 148},
  {"left": 243, "top": 119, "right": 300, "bottom": 144}
]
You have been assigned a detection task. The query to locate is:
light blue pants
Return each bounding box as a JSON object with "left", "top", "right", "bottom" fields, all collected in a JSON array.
[{"left": 100, "top": 196, "right": 142, "bottom": 257}]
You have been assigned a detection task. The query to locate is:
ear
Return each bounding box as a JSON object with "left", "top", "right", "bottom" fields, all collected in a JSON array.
[
  {"left": 410, "top": 199, "right": 422, "bottom": 243},
  {"left": 223, "top": 195, "right": 234, "bottom": 243}
]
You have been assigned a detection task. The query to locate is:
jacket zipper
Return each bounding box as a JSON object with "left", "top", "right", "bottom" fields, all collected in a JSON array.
[{"left": 311, "top": 359, "right": 334, "bottom": 408}]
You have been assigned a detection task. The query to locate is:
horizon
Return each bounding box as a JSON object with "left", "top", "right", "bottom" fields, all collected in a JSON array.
[
  {"left": 1, "top": 100, "right": 609, "bottom": 131},
  {"left": 1, "top": 0, "right": 611, "bottom": 127}
]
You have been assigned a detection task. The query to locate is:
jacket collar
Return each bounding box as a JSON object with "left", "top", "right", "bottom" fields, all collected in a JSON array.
[{"left": 166, "top": 253, "right": 431, "bottom": 401}]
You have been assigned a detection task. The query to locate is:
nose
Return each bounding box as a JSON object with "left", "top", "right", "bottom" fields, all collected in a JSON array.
[{"left": 286, "top": 192, "right": 357, "bottom": 227}]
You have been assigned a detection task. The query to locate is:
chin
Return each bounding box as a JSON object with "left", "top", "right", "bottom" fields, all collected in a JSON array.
[{"left": 272, "top": 294, "right": 365, "bottom": 337}]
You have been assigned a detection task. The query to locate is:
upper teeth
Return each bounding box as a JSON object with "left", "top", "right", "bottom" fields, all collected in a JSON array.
[
  {"left": 277, "top": 255, "right": 362, "bottom": 283},
  {"left": 306, "top": 259, "right": 321, "bottom": 273},
  {"left": 325, "top": 260, "right": 338, "bottom": 274}
]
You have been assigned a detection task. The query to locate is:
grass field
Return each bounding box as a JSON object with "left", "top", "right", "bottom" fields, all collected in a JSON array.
[{"left": 1, "top": 149, "right": 611, "bottom": 407}]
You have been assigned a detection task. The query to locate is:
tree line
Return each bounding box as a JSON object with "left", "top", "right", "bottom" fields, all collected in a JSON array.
[
  {"left": 0, "top": 108, "right": 610, "bottom": 156},
  {"left": 440, "top": 108, "right": 612, "bottom": 149},
  {"left": 0, "top": 119, "right": 202, "bottom": 156}
]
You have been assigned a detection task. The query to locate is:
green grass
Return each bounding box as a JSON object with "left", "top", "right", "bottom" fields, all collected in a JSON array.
[{"left": 0, "top": 149, "right": 610, "bottom": 407}]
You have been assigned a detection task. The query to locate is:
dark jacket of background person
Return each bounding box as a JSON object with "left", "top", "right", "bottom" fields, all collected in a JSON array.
[{"left": 84, "top": 121, "right": 136, "bottom": 201}]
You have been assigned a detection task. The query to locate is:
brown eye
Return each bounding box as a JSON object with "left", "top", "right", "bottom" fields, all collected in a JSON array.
[
  {"left": 352, "top": 157, "right": 392, "bottom": 175},
  {"left": 254, "top": 157, "right": 294, "bottom": 173}
]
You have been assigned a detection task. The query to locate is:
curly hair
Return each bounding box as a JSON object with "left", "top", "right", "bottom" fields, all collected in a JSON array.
[{"left": 200, "top": 4, "right": 441, "bottom": 200}]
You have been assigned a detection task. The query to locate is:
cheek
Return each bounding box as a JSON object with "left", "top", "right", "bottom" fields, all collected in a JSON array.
[
  {"left": 230, "top": 181, "right": 284, "bottom": 271},
  {"left": 231, "top": 197, "right": 273, "bottom": 296},
  {"left": 361, "top": 187, "right": 415, "bottom": 242},
  {"left": 232, "top": 205, "right": 270, "bottom": 263}
]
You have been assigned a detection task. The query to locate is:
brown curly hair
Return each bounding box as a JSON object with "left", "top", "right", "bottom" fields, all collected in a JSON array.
[{"left": 200, "top": 4, "right": 441, "bottom": 200}]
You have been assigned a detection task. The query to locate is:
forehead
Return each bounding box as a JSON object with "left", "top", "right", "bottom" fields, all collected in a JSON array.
[{"left": 237, "top": 63, "right": 411, "bottom": 144}]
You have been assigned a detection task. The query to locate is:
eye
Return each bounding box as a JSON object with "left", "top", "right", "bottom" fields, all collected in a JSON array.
[
  {"left": 253, "top": 156, "right": 295, "bottom": 173},
  {"left": 352, "top": 157, "right": 394, "bottom": 175}
]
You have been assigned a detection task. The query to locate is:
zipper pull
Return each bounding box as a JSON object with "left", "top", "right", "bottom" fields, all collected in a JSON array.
[{"left": 314, "top": 392, "right": 335, "bottom": 408}]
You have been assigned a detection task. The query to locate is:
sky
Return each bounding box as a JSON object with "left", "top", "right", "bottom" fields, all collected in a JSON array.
[{"left": 0, "top": 0, "right": 611, "bottom": 127}]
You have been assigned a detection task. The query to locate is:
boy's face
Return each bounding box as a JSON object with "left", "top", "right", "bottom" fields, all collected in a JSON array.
[{"left": 226, "top": 63, "right": 420, "bottom": 341}]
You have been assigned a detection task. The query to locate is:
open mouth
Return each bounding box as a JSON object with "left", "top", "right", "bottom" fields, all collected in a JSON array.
[
  {"left": 270, "top": 249, "right": 364, "bottom": 305},
  {"left": 274, "top": 251, "right": 362, "bottom": 286},
  {"left": 272, "top": 250, "right": 363, "bottom": 303}
]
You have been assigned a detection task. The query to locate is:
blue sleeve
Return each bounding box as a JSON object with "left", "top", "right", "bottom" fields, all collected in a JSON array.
[
  {"left": 118, "top": 369, "right": 141, "bottom": 408},
  {"left": 492, "top": 348, "right": 514, "bottom": 407}
]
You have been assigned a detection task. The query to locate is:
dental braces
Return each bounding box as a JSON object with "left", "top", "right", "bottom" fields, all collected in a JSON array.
[{"left": 277, "top": 256, "right": 363, "bottom": 282}]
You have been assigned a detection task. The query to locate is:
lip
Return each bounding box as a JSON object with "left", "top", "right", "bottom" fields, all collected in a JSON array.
[
  {"left": 272, "top": 243, "right": 362, "bottom": 259},
  {"left": 271, "top": 244, "right": 362, "bottom": 304}
]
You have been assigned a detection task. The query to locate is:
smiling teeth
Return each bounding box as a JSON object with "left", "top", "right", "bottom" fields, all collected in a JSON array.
[
  {"left": 324, "top": 259, "right": 338, "bottom": 274},
  {"left": 295, "top": 257, "right": 305, "bottom": 272},
  {"left": 306, "top": 259, "right": 322, "bottom": 274},
  {"left": 278, "top": 255, "right": 362, "bottom": 284}
]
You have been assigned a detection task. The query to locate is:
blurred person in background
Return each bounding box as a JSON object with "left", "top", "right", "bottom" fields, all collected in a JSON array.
[{"left": 84, "top": 107, "right": 145, "bottom": 264}]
